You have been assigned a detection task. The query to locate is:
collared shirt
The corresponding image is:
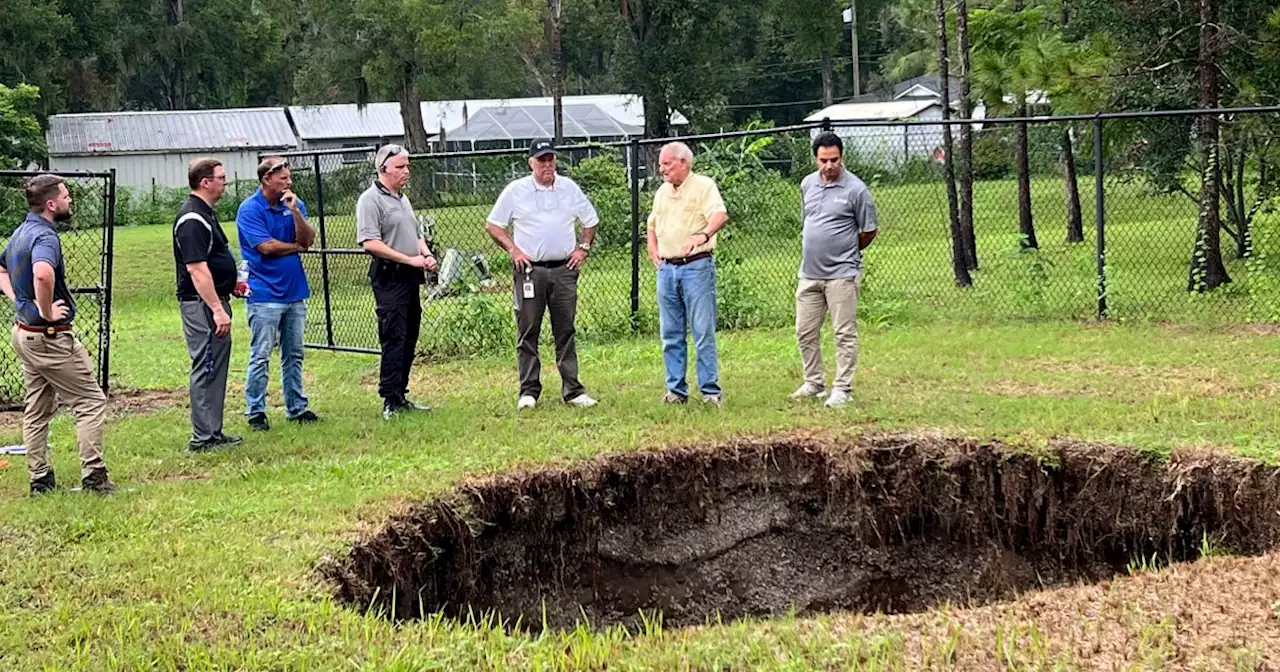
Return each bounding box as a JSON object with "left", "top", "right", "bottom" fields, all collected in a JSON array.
[
  {"left": 799, "top": 169, "right": 878, "bottom": 280},
  {"left": 236, "top": 188, "right": 311, "bottom": 303},
  {"left": 173, "top": 194, "right": 238, "bottom": 301},
  {"left": 0, "top": 212, "right": 75, "bottom": 326},
  {"left": 485, "top": 175, "right": 599, "bottom": 262},
  {"left": 647, "top": 173, "right": 727, "bottom": 259},
  {"left": 355, "top": 180, "right": 422, "bottom": 257}
]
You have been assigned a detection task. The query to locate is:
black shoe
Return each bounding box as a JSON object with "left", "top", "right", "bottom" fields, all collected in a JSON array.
[
  {"left": 81, "top": 468, "right": 117, "bottom": 495},
  {"left": 382, "top": 398, "right": 399, "bottom": 420},
  {"left": 214, "top": 433, "right": 243, "bottom": 446},
  {"left": 186, "top": 438, "right": 219, "bottom": 453},
  {"left": 287, "top": 410, "right": 320, "bottom": 423},
  {"left": 30, "top": 470, "right": 55, "bottom": 496},
  {"left": 247, "top": 413, "right": 270, "bottom": 432},
  {"left": 396, "top": 396, "right": 431, "bottom": 413}
]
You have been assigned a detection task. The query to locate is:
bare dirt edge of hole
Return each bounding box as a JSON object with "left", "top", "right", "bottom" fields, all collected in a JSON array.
[{"left": 320, "top": 431, "right": 1280, "bottom": 631}]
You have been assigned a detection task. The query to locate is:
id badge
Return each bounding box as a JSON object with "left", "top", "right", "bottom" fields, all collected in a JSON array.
[{"left": 522, "top": 281, "right": 535, "bottom": 299}]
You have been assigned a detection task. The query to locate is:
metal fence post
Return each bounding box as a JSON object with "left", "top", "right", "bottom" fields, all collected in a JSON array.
[
  {"left": 1094, "top": 116, "right": 1108, "bottom": 320},
  {"left": 101, "top": 169, "right": 117, "bottom": 393},
  {"left": 629, "top": 138, "right": 641, "bottom": 332},
  {"left": 313, "top": 153, "right": 335, "bottom": 347}
]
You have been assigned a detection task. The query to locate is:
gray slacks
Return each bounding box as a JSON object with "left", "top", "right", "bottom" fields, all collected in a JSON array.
[{"left": 180, "top": 298, "right": 233, "bottom": 442}]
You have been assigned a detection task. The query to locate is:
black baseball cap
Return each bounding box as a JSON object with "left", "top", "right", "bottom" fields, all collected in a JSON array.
[{"left": 529, "top": 139, "right": 556, "bottom": 158}]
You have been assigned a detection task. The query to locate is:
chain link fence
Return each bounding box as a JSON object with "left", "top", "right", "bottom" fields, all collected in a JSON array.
[
  {"left": 267, "top": 107, "right": 1280, "bottom": 359},
  {"left": 0, "top": 170, "right": 115, "bottom": 408}
]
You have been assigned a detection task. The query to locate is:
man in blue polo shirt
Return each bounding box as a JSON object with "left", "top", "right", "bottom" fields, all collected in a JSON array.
[{"left": 236, "top": 156, "right": 320, "bottom": 431}]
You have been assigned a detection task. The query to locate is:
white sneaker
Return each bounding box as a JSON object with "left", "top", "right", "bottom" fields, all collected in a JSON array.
[
  {"left": 824, "top": 389, "right": 852, "bottom": 408},
  {"left": 789, "top": 383, "right": 827, "bottom": 399},
  {"left": 703, "top": 394, "right": 724, "bottom": 408},
  {"left": 517, "top": 395, "right": 537, "bottom": 410},
  {"left": 567, "top": 394, "right": 598, "bottom": 408}
]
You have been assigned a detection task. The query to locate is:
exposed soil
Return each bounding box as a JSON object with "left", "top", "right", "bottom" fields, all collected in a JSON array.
[
  {"left": 0, "top": 387, "right": 189, "bottom": 431},
  {"left": 321, "top": 433, "right": 1280, "bottom": 631}
]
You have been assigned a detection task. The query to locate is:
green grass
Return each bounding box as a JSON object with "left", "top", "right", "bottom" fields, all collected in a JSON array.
[{"left": 2, "top": 182, "right": 1280, "bottom": 669}]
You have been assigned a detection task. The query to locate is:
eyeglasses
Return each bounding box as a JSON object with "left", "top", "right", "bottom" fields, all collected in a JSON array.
[
  {"left": 262, "top": 160, "right": 289, "bottom": 177},
  {"left": 211, "top": 174, "right": 229, "bottom": 182},
  {"left": 378, "top": 144, "right": 405, "bottom": 171}
]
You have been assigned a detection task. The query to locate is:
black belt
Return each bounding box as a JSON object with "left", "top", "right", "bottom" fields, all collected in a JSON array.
[
  {"left": 530, "top": 259, "right": 568, "bottom": 268},
  {"left": 662, "top": 251, "right": 713, "bottom": 266},
  {"left": 17, "top": 322, "right": 71, "bottom": 336}
]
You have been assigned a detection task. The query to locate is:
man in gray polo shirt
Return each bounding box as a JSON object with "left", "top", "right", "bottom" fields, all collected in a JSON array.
[
  {"left": 791, "top": 132, "right": 878, "bottom": 408},
  {"left": 355, "top": 144, "right": 438, "bottom": 419}
]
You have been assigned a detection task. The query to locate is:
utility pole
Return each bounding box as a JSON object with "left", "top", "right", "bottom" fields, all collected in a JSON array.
[{"left": 849, "top": 0, "right": 861, "bottom": 97}]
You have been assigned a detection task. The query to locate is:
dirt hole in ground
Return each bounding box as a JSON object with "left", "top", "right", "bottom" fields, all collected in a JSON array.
[{"left": 321, "top": 433, "right": 1280, "bottom": 630}]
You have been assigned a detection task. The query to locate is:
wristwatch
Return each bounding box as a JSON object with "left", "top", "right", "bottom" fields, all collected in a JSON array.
[{"left": 577, "top": 242, "right": 591, "bottom": 252}]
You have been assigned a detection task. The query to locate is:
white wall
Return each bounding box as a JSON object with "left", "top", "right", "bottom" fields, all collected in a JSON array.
[
  {"left": 49, "top": 150, "right": 286, "bottom": 192},
  {"left": 823, "top": 108, "right": 947, "bottom": 169}
]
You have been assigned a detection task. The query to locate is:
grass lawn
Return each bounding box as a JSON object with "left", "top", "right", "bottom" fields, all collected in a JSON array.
[{"left": 1, "top": 186, "right": 1280, "bottom": 667}]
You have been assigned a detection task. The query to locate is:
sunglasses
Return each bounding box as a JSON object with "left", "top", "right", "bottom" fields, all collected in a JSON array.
[
  {"left": 379, "top": 144, "right": 405, "bottom": 171},
  {"left": 261, "top": 159, "right": 290, "bottom": 178}
]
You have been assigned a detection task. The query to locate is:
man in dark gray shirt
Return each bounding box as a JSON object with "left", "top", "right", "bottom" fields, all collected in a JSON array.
[
  {"left": 356, "top": 144, "right": 438, "bottom": 419},
  {"left": 791, "top": 132, "right": 878, "bottom": 408}
]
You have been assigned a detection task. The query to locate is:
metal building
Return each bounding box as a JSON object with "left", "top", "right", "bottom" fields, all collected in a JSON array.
[{"left": 46, "top": 107, "right": 298, "bottom": 190}]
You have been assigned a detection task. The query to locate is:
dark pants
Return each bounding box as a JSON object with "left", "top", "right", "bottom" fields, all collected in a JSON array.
[
  {"left": 180, "top": 298, "right": 233, "bottom": 442},
  {"left": 515, "top": 263, "right": 584, "bottom": 401},
  {"left": 373, "top": 273, "right": 422, "bottom": 401}
]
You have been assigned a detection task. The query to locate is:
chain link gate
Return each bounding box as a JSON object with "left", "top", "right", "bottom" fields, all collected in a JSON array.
[{"left": 0, "top": 170, "right": 115, "bottom": 410}]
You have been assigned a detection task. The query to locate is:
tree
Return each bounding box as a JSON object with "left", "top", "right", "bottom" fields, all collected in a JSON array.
[
  {"left": 547, "top": 0, "right": 565, "bottom": 143},
  {"left": 1188, "top": 0, "right": 1229, "bottom": 291},
  {"left": 937, "top": 0, "right": 971, "bottom": 287},
  {"left": 0, "top": 83, "right": 45, "bottom": 169},
  {"left": 955, "top": 0, "right": 978, "bottom": 268}
]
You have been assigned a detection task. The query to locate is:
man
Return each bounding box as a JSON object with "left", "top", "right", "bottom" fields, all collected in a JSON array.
[
  {"left": 355, "top": 144, "right": 438, "bottom": 419},
  {"left": 0, "top": 175, "right": 115, "bottom": 495},
  {"left": 485, "top": 139, "right": 600, "bottom": 411},
  {"left": 790, "top": 132, "right": 878, "bottom": 408},
  {"left": 236, "top": 157, "right": 320, "bottom": 431},
  {"left": 174, "top": 158, "right": 243, "bottom": 452},
  {"left": 646, "top": 141, "right": 729, "bottom": 406}
]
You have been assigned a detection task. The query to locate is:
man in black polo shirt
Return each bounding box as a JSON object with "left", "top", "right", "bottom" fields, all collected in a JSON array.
[{"left": 173, "top": 158, "right": 242, "bottom": 452}]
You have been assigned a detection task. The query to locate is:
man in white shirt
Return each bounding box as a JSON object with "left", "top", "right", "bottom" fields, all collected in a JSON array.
[{"left": 485, "top": 139, "right": 600, "bottom": 410}]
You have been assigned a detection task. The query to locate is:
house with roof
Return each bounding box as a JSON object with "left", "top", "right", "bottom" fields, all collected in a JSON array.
[{"left": 46, "top": 108, "right": 298, "bottom": 189}]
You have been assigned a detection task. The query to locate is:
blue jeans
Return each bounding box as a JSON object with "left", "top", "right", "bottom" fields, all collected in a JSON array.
[
  {"left": 244, "top": 301, "right": 309, "bottom": 417},
  {"left": 657, "top": 256, "right": 720, "bottom": 397}
]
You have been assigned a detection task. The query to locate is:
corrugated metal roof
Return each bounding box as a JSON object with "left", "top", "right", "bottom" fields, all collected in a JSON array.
[
  {"left": 288, "top": 103, "right": 405, "bottom": 141},
  {"left": 290, "top": 94, "right": 683, "bottom": 141},
  {"left": 805, "top": 99, "right": 940, "bottom": 122},
  {"left": 47, "top": 107, "right": 297, "bottom": 155},
  {"left": 442, "top": 104, "right": 643, "bottom": 142}
]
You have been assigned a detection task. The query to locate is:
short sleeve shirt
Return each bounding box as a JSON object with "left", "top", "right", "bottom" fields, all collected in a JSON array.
[
  {"left": 648, "top": 173, "right": 727, "bottom": 259},
  {"left": 173, "top": 194, "right": 238, "bottom": 300},
  {"left": 236, "top": 189, "right": 311, "bottom": 303},
  {"left": 0, "top": 213, "right": 75, "bottom": 326},
  {"left": 485, "top": 175, "right": 598, "bottom": 262},
  {"left": 355, "top": 180, "right": 422, "bottom": 256},
  {"left": 799, "top": 169, "right": 878, "bottom": 280}
]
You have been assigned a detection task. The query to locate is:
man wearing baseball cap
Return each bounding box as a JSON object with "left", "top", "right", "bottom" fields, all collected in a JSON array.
[
  {"left": 485, "top": 139, "right": 600, "bottom": 410},
  {"left": 355, "top": 144, "right": 439, "bottom": 419}
]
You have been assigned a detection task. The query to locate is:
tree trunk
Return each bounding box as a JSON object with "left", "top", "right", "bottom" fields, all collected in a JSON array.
[
  {"left": 1188, "top": 0, "right": 1229, "bottom": 291},
  {"left": 937, "top": 0, "right": 971, "bottom": 287},
  {"left": 166, "top": 0, "right": 186, "bottom": 110},
  {"left": 1013, "top": 0, "right": 1036, "bottom": 250},
  {"left": 547, "top": 0, "right": 565, "bottom": 144},
  {"left": 820, "top": 48, "right": 834, "bottom": 108},
  {"left": 642, "top": 88, "right": 671, "bottom": 140},
  {"left": 955, "top": 0, "right": 977, "bottom": 270},
  {"left": 1062, "top": 127, "right": 1084, "bottom": 242},
  {"left": 397, "top": 62, "right": 431, "bottom": 153}
]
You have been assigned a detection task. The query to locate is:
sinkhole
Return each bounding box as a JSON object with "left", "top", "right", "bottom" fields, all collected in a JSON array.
[{"left": 321, "top": 433, "right": 1280, "bottom": 630}]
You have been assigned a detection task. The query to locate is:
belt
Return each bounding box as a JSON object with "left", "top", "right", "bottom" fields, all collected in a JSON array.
[
  {"left": 17, "top": 322, "right": 71, "bottom": 336},
  {"left": 662, "top": 251, "right": 713, "bottom": 266},
  {"left": 530, "top": 259, "right": 568, "bottom": 268}
]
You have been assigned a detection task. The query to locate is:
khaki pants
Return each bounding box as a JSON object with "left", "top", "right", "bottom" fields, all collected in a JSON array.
[
  {"left": 795, "top": 276, "right": 861, "bottom": 393},
  {"left": 11, "top": 326, "right": 107, "bottom": 482}
]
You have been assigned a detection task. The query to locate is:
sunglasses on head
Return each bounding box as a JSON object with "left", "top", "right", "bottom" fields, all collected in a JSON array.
[
  {"left": 379, "top": 145, "right": 405, "bottom": 171},
  {"left": 262, "top": 159, "right": 290, "bottom": 177}
]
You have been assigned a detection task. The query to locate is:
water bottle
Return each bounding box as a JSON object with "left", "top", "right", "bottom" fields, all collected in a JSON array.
[{"left": 236, "top": 260, "right": 251, "bottom": 298}]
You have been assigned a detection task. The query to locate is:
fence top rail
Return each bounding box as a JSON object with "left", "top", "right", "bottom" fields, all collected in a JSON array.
[
  {"left": 261, "top": 105, "right": 1280, "bottom": 162},
  {"left": 0, "top": 169, "right": 114, "bottom": 179}
]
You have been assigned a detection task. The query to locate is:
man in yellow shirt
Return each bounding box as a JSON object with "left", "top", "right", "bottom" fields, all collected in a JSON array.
[{"left": 646, "top": 142, "right": 729, "bottom": 405}]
